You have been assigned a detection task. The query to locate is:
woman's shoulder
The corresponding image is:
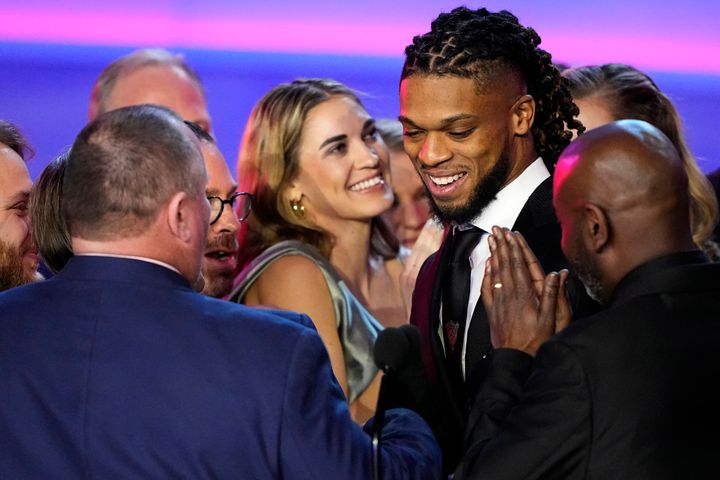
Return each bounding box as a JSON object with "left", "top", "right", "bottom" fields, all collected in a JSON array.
[
  {"left": 231, "top": 240, "right": 333, "bottom": 303},
  {"left": 258, "top": 251, "right": 326, "bottom": 283},
  {"left": 241, "top": 244, "right": 337, "bottom": 314},
  {"left": 248, "top": 241, "right": 330, "bottom": 284}
]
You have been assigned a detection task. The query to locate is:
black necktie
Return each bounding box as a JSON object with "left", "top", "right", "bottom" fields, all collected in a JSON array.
[{"left": 442, "top": 226, "right": 484, "bottom": 356}]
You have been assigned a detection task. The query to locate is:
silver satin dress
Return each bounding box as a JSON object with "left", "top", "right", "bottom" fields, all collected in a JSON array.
[{"left": 229, "top": 240, "right": 383, "bottom": 402}]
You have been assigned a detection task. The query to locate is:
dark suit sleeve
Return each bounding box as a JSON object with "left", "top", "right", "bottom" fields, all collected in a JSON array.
[
  {"left": 463, "top": 349, "right": 534, "bottom": 447},
  {"left": 279, "top": 326, "right": 441, "bottom": 480},
  {"left": 456, "top": 342, "right": 591, "bottom": 480}
]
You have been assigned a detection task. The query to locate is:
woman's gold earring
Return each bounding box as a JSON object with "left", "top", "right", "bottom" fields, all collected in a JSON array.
[{"left": 290, "top": 199, "right": 305, "bottom": 217}]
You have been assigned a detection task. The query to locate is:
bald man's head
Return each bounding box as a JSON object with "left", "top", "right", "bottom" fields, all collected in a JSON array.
[{"left": 553, "top": 119, "right": 695, "bottom": 303}]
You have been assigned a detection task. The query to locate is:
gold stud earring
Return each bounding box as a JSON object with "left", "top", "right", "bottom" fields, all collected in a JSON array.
[{"left": 290, "top": 199, "right": 305, "bottom": 217}]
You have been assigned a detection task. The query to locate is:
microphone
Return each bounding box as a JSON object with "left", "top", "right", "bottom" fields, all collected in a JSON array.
[
  {"left": 370, "top": 325, "right": 418, "bottom": 480},
  {"left": 374, "top": 325, "right": 412, "bottom": 373}
]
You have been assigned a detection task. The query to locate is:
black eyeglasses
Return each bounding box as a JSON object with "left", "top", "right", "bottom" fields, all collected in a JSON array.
[{"left": 207, "top": 192, "right": 252, "bottom": 225}]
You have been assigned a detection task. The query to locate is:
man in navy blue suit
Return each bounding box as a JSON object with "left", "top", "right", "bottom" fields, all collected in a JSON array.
[{"left": 0, "top": 105, "right": 440, "bottom": 479}]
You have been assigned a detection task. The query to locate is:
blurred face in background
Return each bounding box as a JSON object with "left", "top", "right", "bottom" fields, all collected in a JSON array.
[
  {"left": 573, "top": 96, "right": 616, "bottom": 136},
  {"left": 98, "top": 65, "right": 212, "bottom": 132},
  {"left": 201, "top": 142, "right": 241, "bottom": 298},
  {"left": 384, "top": 147, "right": 431, "bottom": 248},
  {"left": 0, "top": 144, "right": 38, "bottom": 290}
]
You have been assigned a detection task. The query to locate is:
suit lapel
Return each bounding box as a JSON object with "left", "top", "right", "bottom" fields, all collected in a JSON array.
[
  {"left": 428, "top": 232, "right": 453, "bottom": 381},
  {"left": 410, "top": 228, "right": 451, "bottom": 380},
  {"left": 511, "top": 177, "right": 566, "bottom": 272},
  {"left": 464, "top": 301, "right": 492, "bottom": 398},
  {"left": 465, "top": 177, "right": 565, "bottom": 398},
  {"left": 430, "top": 233, "right": 455, "bottom": 354}
]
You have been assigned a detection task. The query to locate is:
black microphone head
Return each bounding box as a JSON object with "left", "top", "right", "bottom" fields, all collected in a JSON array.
[
  {"left": 374, "top": 326, "right": 411, "bottom": 373},
  {"left": 397, "top": 323, "right": 420, "bottom": 349}
]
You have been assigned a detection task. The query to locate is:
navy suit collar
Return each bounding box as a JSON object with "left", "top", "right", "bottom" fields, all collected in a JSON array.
[{"left": 57, "top": 255, "right": 193, "bottom": 290}]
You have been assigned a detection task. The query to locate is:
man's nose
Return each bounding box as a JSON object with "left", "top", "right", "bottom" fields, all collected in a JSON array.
[
  {"left": 214, "top": 204, "right": 240, "bottom": 233},
  {"left": 418, "top": 133, "right": 451, "bottom": 167}
]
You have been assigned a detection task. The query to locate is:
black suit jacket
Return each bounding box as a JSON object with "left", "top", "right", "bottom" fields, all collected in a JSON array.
[
  {"left": 457, "top": 251, "right": 720, "bottom": 479},
  {"left": 406, "top": 177, "right": 587, "bottom": 473}
]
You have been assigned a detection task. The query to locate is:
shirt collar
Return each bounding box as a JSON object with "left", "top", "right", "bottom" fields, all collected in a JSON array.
[
  {"left": 77, "top": 253, "right": 182, "bottom": 275},
  {"left": 468, "top": 157, "right": 550, "bottom": 232},
  {"left": 609, "top": 250, "right": 710, "bottom": 307}
]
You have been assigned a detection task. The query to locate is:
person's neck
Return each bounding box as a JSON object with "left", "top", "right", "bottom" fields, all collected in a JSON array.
[
  {"left": 502, "top": 139, "right": 539, "bottom": 188},
  {"left": 73, "top": 236, "right": 150, "bottom": 256},
  {"left": 327, "top": 219, "right": 374, "bottom": 302},
  {"left": 72, "top": 236, "right": 185, "bottom": 277}
]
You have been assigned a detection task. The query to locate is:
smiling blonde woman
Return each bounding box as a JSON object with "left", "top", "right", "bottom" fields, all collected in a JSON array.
[{"left": 230, "top": 79, "right": 408, "bottom": 423}]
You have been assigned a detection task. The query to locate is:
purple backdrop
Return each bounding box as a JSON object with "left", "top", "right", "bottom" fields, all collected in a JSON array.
[{"left": 1, "top": 0, "right": 719, "bottom": 178}]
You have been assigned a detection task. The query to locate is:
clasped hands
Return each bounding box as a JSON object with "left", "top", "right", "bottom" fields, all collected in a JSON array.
[{"left": 481, "top": 226, "right": 571, "bottom": 356}]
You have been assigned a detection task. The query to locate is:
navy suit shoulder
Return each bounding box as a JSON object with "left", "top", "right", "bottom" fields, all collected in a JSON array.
[{"left": 0, "top": 256, "right": 440, "bottom": 479}]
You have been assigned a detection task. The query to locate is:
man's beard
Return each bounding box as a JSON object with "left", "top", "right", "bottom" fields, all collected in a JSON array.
[
  {"left": 426, "top": 153, "right": 511, "bottom": 225},
  {"left": 201, "top": 232, "right": 239, "bottom": 298},
  {"left": 0, "top": 239, "right": 35, "bottom": 291},
  {"left": 568, "top": 235, "right": 609, "bottom": 305}
]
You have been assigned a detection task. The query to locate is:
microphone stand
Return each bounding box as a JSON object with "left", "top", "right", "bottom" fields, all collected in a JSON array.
[
  {"left": 371, "top": 371, "right": 390, "bottom": 480},
  {"left": 371, "top": 325, "right": 413, "bottom": 480}
]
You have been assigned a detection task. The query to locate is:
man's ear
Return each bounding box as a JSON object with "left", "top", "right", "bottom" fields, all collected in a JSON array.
[
  {"left": 583, "top": 203, "right": 610, "bottom": 253},
  {"left": 512, "top": 94, "right": 535, "bottom": 136},
  {"left": 166, "top": 192, "right": 193, "bottom": 243},
  {"left": 88, "top": 85, "right": 102, "bottom": 121}
]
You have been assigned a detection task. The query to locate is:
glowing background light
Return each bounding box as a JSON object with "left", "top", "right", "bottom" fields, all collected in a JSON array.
[
  {"left": 2, "top": 1, "right": 718, "bottom": 73},
  {"left": 1, "top": 0, "right": 719, "bottom": 176}
]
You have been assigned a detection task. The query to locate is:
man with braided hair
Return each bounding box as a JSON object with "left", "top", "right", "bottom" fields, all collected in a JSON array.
[{"left": 395, "top": 7, "right": 588, "bottom": 473}]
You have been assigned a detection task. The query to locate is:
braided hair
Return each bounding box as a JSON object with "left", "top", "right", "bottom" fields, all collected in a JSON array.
[{"left": 402, "top": 7, "right": 583, "bottom": 170}]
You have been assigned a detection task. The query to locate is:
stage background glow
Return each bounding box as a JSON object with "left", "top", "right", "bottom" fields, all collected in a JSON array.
[{"left": 1, "top": 0, "right": 718, "bottom": 177}]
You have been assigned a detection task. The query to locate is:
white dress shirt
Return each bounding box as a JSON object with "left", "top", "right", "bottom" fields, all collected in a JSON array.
[{"left": 437, "top": 158, "right": 551, "bottom": 377}]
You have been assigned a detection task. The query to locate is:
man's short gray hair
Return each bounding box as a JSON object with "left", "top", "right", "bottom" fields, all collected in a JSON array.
[{"left": 63, "top": 105, "right": 205, "bottom": 240}]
